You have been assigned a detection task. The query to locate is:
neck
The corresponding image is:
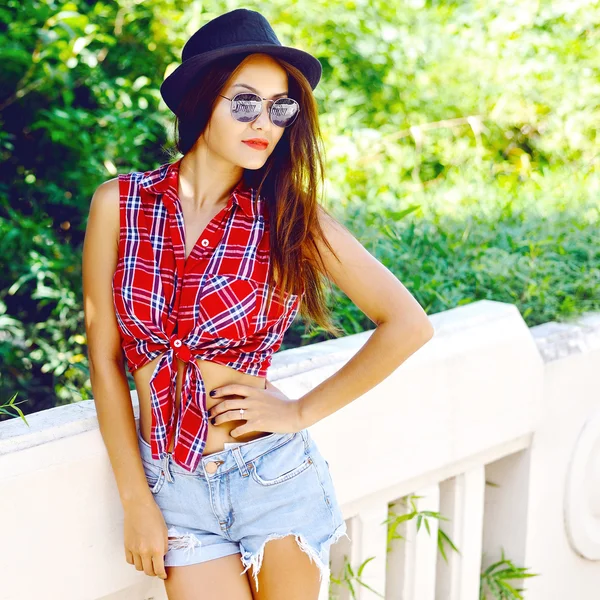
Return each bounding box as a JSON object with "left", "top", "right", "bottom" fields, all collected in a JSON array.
[{"left": 179, "top": 144, "right": 243, "bottom": 211}]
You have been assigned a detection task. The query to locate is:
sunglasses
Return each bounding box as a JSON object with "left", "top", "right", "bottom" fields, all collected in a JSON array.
[{"left": 219, "top": 93, "right": 300, "bottom": 128}]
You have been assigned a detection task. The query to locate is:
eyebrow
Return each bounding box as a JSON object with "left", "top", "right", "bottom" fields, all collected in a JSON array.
[{"left": 231, "top": 83, "right": 289, "bottom": 99}]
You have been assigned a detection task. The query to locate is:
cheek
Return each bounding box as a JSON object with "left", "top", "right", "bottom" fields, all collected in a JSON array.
[{"left": 206, "top": 112, "right": 243, "bottom": 147}]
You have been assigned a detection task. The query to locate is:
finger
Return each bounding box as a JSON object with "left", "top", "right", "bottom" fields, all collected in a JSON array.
[
  {"left": 209, "top": 398, "right": 245, "bottom": 419},
  {"left": 153, "top": 554, "right": 168, "bottom": 580},
  {"left": 230, "top": 426, "right": 247, "bottom": 438},
  {"left": 133, "top": 552, "right": 143, "bottom": 571},
  {"left": 142, "top": 553, "right": 156, "bottom": 577},
  {"left": 210, "top": 383, "right": 254, "bottom": 398},
  {"left": 212, "top": 403, "right": 251, "bottom": 425}
]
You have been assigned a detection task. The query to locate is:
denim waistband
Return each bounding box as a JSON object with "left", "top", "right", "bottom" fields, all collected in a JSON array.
[{"left": 137, "top": 426, "right": 310, "bottom": 478}]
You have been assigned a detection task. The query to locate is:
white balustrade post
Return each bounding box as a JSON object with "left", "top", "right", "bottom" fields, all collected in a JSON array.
[
  {"left": 346, "top": 503, "right": 390, "bottom": 599},
  {"left": 386, "top": 484, "right": 440, "bottom": 600},
  {"left": 326, "top": 516, "right": 357, "bottom": 600},
  {"left": 436, "top": 467, "right": 485, "bottom": 600}
]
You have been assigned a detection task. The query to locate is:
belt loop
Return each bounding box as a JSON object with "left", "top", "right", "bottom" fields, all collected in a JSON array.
[
  {"left": 232, "top": 446, "right": 249, "bottom": 477},
  {"left": 163, "top": 452, "right": 174, "bottom": 483},
  {"left": 300, "top": 429, "right": 310, "bottom": 453}
]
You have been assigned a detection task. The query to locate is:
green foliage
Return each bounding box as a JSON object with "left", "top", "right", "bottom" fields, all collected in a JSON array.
[
  {"left": 1, "top": 0, "right": 599, "bottom": 414},
  {"left": 0, "top": 392, "right": 29, "bottom": 424},
  {"left": 329, "top": 555, "right": 385, "bottom": 599},
  {"left": 385, "top": 493, "right": 459, "bottom": 560},
  {"left": 480, "top": 549, "right": 539, "bottom": 600}
]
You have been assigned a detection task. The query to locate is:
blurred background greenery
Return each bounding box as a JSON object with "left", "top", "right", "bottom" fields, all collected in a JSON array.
[{"left": 1, "top": 0, "right": 598, "bottom": 418}]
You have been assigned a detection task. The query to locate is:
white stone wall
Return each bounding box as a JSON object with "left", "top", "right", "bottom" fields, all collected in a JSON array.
[{"left": 0, "top": 300, "right": 599, "bottom": 600}]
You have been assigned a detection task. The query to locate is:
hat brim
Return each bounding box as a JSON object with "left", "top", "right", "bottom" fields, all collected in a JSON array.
[{"left": 160, "top": 44, "right": 322, "bottom": 114}]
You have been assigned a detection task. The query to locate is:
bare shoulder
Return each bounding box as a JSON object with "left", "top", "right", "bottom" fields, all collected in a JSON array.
[
  {"left": 87, "top": 177, "right": 121, "bottom": 250},
  {"left": 314, "top": 205, "right": 366, "bottom": 268},
  {"left": 313, "top": 205, "right": 433, "bottom": 331},
  {"left": 314, "top": 206, "right": 352, "bottom": 255},
  {"left": 91, "top": 176, "right": 120, "bottom": 207},
  {"left": 316, "top": 205, "right": 345, "bottom": 235}
]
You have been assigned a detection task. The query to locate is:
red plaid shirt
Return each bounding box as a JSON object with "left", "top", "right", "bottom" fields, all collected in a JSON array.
[{"left": 113, "top": 157, "right": 300, "bottom": 473}]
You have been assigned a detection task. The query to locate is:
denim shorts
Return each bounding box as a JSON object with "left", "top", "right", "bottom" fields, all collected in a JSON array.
[{"left": 136, "top": 426, "right": 349, "bottom": 592}]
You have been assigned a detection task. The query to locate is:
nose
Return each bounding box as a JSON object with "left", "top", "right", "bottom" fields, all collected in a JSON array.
[{"left": 252, "top": 99, "right": 272, "bottom": 129}]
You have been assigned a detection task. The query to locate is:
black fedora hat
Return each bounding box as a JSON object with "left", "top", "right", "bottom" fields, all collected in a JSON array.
[{"left": 160, "top": 8, "right": 323, "bottom": 114}]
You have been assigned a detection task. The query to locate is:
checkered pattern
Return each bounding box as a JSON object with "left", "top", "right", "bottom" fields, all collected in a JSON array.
[{"left": 112, "top": 158, "right": 300, "bottom": 473}]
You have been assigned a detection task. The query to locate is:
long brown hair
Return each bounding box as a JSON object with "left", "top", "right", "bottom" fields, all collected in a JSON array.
[{"left": 163, "top": 52, "right": 339, "bottom": 333}]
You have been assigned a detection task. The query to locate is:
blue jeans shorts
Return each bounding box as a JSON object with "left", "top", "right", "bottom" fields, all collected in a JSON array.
[{"left": 136, "top": 426, "right": 349, "bottom": 592}]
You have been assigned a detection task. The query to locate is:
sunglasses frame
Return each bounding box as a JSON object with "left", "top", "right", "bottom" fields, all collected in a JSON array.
[{"left": 219, "top": 93, "right": 301, "bottom": 127}]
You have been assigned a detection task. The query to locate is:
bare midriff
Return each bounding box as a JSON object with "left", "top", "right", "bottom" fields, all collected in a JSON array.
[{"left": 134, "top": 355, "right": 271, "bottom": 456}]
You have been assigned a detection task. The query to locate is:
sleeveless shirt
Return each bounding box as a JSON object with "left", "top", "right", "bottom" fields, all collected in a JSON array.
[{"left": 112, "top": 157, "right": 300, "bottom": 473}]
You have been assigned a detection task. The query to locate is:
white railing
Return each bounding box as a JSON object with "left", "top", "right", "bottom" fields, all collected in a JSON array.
[{"left": 1, "top": 300, "right": 599, "bottom": 600}]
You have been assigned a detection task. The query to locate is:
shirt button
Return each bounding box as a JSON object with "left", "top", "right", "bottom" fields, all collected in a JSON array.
[
  {"left": 200, "top": 238, "right": 209, "bottom": 247},
  {"left": 173, "top": 339, "right": 182, "bottom": 347}
]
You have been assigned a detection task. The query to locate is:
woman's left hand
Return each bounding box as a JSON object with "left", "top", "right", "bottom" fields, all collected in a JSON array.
[{"left": 207, "top": 384, "right": 303, "bottom": 438}]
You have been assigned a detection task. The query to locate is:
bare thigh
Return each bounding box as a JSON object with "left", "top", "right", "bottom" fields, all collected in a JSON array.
[
  {"left": 164, "top": 553, "right": 253, "bottom": 600},
  {"left": 251, "top": 535, "right": 321, "bottom": 600}
]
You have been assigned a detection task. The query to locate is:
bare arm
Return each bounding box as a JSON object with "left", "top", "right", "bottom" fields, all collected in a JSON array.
[
  {"left": 84, "top": 178, "right": 169, "bottom": 580},
  {"left": 297, "top": 210, "right": 435, "bottom": 428},
  {"left": 82, "top": 179, "right": 154, "bottom": 508}
]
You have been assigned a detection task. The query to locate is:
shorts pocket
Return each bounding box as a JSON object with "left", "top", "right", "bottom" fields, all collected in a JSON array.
[
  {"left": 249, "top": 434, "right": 313, "bottom": 486},
  {"left": 142, "top": 459, "right": 166, "bottom": 495}
]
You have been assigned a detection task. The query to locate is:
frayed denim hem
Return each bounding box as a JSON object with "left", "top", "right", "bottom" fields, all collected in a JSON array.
[{"left": 238, "top": 521, "right": 350, "bottom": 593}]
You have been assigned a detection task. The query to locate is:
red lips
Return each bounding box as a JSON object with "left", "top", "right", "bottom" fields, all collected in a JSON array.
[{"left": 242, "top": 140, "right": 268, "bottom": 150}]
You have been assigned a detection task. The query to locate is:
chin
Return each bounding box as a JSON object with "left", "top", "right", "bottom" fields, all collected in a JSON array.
[{"left": 239, "top": 158, "right": 269, "bottom": 169}]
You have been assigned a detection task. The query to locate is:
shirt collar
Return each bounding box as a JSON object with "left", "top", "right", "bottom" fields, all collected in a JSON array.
[{"left": 139, "top": 157, "right": 260, "bottom": 219}]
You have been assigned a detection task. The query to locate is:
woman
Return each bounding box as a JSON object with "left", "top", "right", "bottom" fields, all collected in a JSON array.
[{"left": 82, "top": 8, "right": 434, "bottom": 600}]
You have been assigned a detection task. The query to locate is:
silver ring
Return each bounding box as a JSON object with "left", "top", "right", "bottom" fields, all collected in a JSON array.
[{"left": 239, "top": 408, "right": 245, "bottom": 418}]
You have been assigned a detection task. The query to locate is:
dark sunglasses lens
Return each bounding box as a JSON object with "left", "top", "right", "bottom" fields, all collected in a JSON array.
[
  {"left": 271, "top": 98, "right": 299, "bottom": 127},
  {"left": 231, "top": 93, "right": 262, "bottom": 122},
  {"left": 230, "top": 94, "right": 299, "bottom": 127}
]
